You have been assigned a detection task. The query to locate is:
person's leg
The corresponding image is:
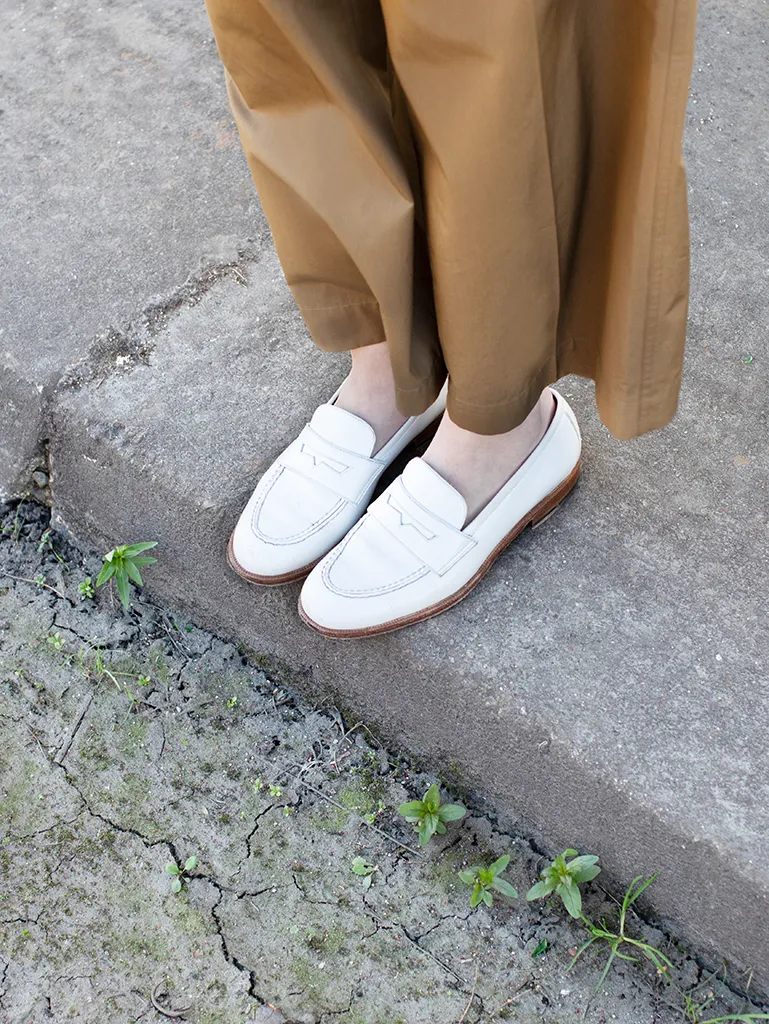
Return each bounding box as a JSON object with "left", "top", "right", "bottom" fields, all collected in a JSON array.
[
  {"left": 376, "top": 0, "right": 563, "bottom": 517},
  {"left": 205, "top": 0, "right": 445, "bottom": 445}
]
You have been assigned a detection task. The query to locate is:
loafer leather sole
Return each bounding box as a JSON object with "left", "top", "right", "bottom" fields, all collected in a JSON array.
[
  {"left": 298, "top": 458, "right": 581, "bottom": 638},
  {"left": 226, "top": 531, "right": 320, "bottom": 586}
]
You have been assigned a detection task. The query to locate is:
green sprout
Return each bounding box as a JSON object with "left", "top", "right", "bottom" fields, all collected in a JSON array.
[
  {"left": 459, "top": 855, "right": 518, "bottom": 908},
  {"left": 165, "top": 856, "right": 198, "bottom": 894},
  {"left": 398, "top": 783, "right": 466, "bottom": 846},
  {"left": 351, "top": 857, "right": 377, "bottom": 890},
  {"left": 96, "top": 542, "right": 157, "bottom": 609},
  {"left": 38, "top": 528, "right": 67, "bottom": 568},
  {"left": 526, "top": 849, "right": 600, "bottom": 919}
]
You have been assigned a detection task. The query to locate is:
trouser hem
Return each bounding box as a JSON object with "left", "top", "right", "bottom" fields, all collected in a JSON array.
[
  {"left": 301, "top": 298, "right": 385, "bottom": 354},
  {"left": 446, "top": 358, "right": 558, "bottom": 435}
]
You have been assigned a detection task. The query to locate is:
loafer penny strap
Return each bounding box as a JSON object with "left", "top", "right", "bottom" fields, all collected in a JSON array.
[
  {"left": 280, "top": 426, "right": 381, "bottom": 504},
  {"left": 368, "top": 480, "right": 476, "bottom": 576}
]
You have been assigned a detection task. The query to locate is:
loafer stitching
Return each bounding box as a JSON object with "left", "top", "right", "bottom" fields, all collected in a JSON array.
[{"left": 251, "top": 465, "right": 347, "bottom": 545}]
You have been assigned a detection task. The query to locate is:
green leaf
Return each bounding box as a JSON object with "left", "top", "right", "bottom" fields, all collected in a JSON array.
[
  {"left": 558, "top": 880, "right": 582, "bottom": 919},
  {"left": 526, "top": 877, "right": 557, "bottom": 901},
  {"left": 458, "top": 869, "right": 477, "bottom": 886},
  {"left": 124, "top": 560, "right": 144, "bottom": 586},
  {"left": 184, "top": 856, "right": 198, "bottom": 871},
  {"left": 398, "top": 800, "right": 424, "bottom": 820},
  {"left": 470, "top": 885, "right": 483, "bottom": 908},
  {"left": 567, "top": 854, "right": 599, "bottom": 876},
  {"left": 532, "top": 938, "right": 548, "bottom": 958},
  {"left": 122, "top": 542, "right": 158, "bottom": 556},
  {"left": 352, "top": 857, "right": 374, "bottom": 876},
  {"left": 435, "top": 821, "right": 447, "bottom": 834},
  {"left": 567, "top": 854, "right": 599, "bottom": 869},
  {"left": 563, "top": 848, "right": 579, "bottom": 857},
  {"left": 624, "top": 874, "right": 658, "bottom": 908},
  {"left": 418, "top": 813, "right": 439, "bottom": 845},
  {"left": 171, "top": 877, "right": 182, "bottom": 893},
  {"left": 165, "top": 863, "right": 180, "bottom": 874},
  {"left": 115, "top": 568, "right": 131, "bottom": 609},
  {"left": 96, "top": 560, "right": 117, "bottom": 586},
  {"left": 571, "top": 864, "right": 601, "bottom": 884},
  {"left": 437, "top": 803, "right": 466, "bottom": 822},
  {"left": 130, "top": 556, "right": 157, "bottom": 567},
  {"left": 491, "top": 878, "right": 518, "bottom": 899},
  {"left": 489, "top": 855, "right": 510, "bottom": 877},
  {"left": 423, "top": 784, "right": 441, "bottom": 813},
  {"left": 481, "top": 889, "right": 493, "bottom": 907}
]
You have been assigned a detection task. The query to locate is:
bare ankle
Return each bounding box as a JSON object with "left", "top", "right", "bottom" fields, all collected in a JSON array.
[
  {"left": 335, "top": 342, "right": 407, "bottom": 452},
  {"left": 424, "top": 388, "right": 555, "bottom": 523}
]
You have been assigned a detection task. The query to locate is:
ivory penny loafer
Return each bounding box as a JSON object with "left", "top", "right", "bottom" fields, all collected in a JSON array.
[
  {"left": 227, "top": 382, "right": 447, "bottom": 585},
  {"left": 298, "top": 388, "right": 581, "bottom": 636}
]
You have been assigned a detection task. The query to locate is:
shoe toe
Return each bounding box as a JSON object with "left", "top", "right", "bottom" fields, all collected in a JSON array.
[
  {"left": 231, "top": 466, "right": 347, "bottom": 579},
  {"left": 299, "top": 515, "right": 426, "bottom": 633}
]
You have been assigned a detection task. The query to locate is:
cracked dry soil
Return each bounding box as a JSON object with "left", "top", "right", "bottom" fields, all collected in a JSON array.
[{"left": 1, "top": 502, "right": 767, "bottom": 1024}]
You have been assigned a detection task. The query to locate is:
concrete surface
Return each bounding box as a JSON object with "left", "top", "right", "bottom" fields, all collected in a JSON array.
[
  {"left": 0, "top": 0, "right": 266, "bottom": 497},
  {"left": 4, "top": 503, "right": 753, "bottom": 1024},
  {"left": 3, "top": 0, "right": 768, "bottom": 1002},
  {"left": 11, "top": 504, "right": 762, "bottom": 1024}
]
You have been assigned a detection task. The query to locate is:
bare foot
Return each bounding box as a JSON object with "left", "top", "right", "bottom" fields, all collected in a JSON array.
[
  {"left": 335, "top": 342, "right": 407, "bottom": 453},
  {"left": 423, "top": 389, "right": 556, "bottom": 524}
]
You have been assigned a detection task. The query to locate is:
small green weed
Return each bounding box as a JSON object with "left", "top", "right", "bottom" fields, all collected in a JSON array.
[
  {"left": 96, "top": 542, "right": 157, "bottom": 609},
  {"left": 531, "top": 938, "right": 548, "bottom": 958},
  {"left": 46, "top": 632, "right": 65, "bottom": 651},
  {"left": 165, "top": 856, "right": 198, "bottom": 894},
  {"left": 78, "top": 576, "right": 95, "bottom": 600},
  {"left": 269, "top": 784, "right": 282, "bottom": 798},
  {"left": 459, "top": 854, "right": 518, "bottom": 908},
  {"left": 38, "top": 528, "right": 67, "bottom": 568},
  {"left": 398, "top": 783, "right": 466, "bottom": 846},
  {"left": 676, "top": 978, "right": 769, "bottom": 1023},
  {"left": 351, "top": 857, "right": 377, "bottom": 889},
  {"left": 526, "top": 848, "right": 601, "bottom": 918},
  {"left": 574, "top": 874, "right": 674, "bottom": 992}
]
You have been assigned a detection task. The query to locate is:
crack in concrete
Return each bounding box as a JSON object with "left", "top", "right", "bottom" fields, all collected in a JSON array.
[
  {"left": 408, "top": 911, "right": 472, "bottom": 943},
  {"left": 208, "top": 884, "right": 263, "bottom": 1004},
  {"left": 58, "top": 248, "right": 261, "bottom": 396},
  {"left": 291, "top": 873, "right": 339, "bottom": 907},
  {"left": 10, "top": 815, "right": 82, "bottom": 841},
  {"left": 0, "top": 960, "right": 9, "bottom": 1004},
  {"left": 1, "top": 914, "right": 42, "bottom": 927},
  {"left": 318, "top": 989, "right": 355, "bottom": 1021},
  {"left": 36, "top": 773, "right": 269, "bottom": 1013},
  {"left": 400, "top": 923, "right": 468, "bottom": 988}
]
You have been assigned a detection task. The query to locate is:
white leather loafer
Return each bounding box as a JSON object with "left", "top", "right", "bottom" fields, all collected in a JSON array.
[
  {"left": 298, "top": 388, "right": 581, "bottom": 636},
  {"left": 227, "top": 383, "right": 447, "bottom": 585}
]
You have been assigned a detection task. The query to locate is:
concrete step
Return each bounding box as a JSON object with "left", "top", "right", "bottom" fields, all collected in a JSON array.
[
  {"left": 0, "top": 0, "right": 265, "bottom": 496},
  {"left": 49, "top": 221, "right": 769, "bottom": 990},
  {"left": 7, "top": 0, "right": 768, "bottom": 994}
]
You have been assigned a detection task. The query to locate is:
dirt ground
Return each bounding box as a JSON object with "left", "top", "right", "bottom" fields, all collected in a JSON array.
[{"left": 1, "top": 501, "right": 767, "bottom": 1024}]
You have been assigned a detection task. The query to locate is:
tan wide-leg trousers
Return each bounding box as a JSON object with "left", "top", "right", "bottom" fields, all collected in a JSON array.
[{"left": 206, "top": 0, "right": 697, "bottom": 438}]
